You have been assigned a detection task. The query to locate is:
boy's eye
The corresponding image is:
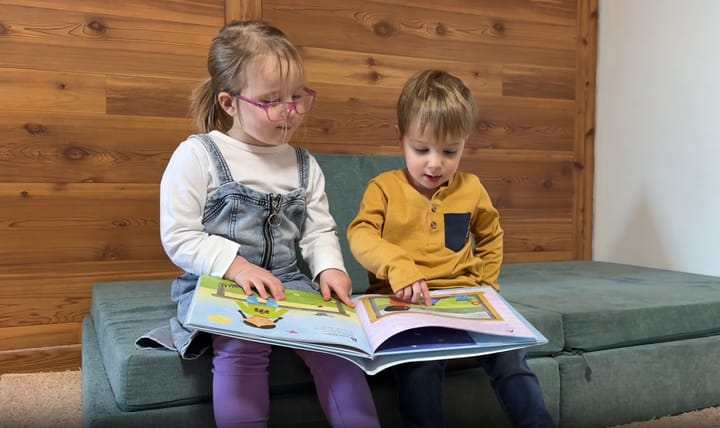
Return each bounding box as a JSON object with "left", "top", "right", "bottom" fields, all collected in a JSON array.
[{"left": 444, "top": 150, "right": 458, "bottom": 155}]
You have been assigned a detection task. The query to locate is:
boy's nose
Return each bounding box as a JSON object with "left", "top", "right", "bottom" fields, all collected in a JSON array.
[{"left": 427, "top": 154, "right": 442, "bottom": 169}]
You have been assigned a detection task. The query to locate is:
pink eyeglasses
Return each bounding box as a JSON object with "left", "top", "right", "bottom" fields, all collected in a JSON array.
[{"left": 235, "top": 87, "right": 316, "bottom": 122}]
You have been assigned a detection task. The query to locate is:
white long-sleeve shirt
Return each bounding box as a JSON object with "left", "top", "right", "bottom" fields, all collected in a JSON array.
[{"left": 160, "top": 130, "right": 346, "bottom": 279}]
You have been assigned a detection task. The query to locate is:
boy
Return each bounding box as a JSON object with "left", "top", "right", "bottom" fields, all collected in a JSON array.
[{"left": 347, "top": 70, "right": 555, "bottom": 428}]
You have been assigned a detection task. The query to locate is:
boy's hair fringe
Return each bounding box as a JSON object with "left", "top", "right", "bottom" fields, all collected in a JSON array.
[{"left": 396, "top": 69, "right": 476, "bottom": 141}]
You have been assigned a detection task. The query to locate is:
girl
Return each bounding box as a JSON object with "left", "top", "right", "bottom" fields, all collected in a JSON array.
[{"left": 160, "top": 20, "right": 380, "bottom": 428}]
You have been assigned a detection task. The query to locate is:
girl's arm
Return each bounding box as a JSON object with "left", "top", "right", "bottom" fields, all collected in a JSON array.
[
  {"left": 159, "top": 138, "right": 239, "bottom": 277},
  {"left": 298, "top": 155, "right": 347, "bottom": 279}
]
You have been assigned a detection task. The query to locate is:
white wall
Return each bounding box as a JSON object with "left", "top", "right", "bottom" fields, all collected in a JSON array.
[{"left": 593, "top": 0, "right": 720, "bottom": 276}]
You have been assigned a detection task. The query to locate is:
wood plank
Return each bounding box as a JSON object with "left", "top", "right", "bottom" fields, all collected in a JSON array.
[
  {"left": 0, "top": 0, "right": 224, "bottom": 26},
  {"left": 300, "top": 83, "right": 575, "bottom": 152},
  {"left": 0, "top": 322, "right": 80, "bottom": 351},
  {"left": 0, "top": 183, "right": 166, "bottom": 266},
  {"left": 106, "top": 75, "right": 197, "bottom": 118},
  {"left": 0, "top": 345, "right": 80, "bottom": 375},
  {"left": 0, "top": 259, "right": 180, "bottom": 277},
  {"left": 225, "top": 0, "right": 262, "bottom": 21},
  {"left": 264, "top": 0, "right": 577, "bottom": 68},
  {"left": 0, "top": 4, "right": 216, "bottom": 79},
  {"left": 460, "top": 159, "right": 575, "bottom": 211},
  {"left": 2, "top": 4, "right": 216, "bottom": 53},
  {"left": 573, "top": 0, "right": 598, "bottom": 259},
  {"left": 372, "top": 0, "right": 578, "bottom": 26},
  {"left": 0, "top": 68, "right": 106, "bottom": 114},
  {"left": 501, "top": 217, "right": 573, "bottom": 254},
  {"left": 471, "top": 96, "right": 576, "bottom": 151},
  {"left": 502, "top": 64, "right": 576, "bottom": 100},
  {"left": 504, "top": 250, "right": 573, "bottom": 263},
  {"left": 0, "top": 111, "right": 193, "bottom": 183},
  {"left": 302, "top": 46, "right": 504, "bottom": 95},
  {"left": 1, "top": 40, "right": 208, "bottom": 80},
  {"left": 0, "top": 261, "right": 179, "bottom": 327}
]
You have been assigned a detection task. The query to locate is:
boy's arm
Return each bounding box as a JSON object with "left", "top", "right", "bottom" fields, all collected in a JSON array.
[
  {"left": 472, "top": 184, "right": 504, "bottom": 289},
  {"left": 347, "top": 181, "right": 425, "bottom": 293}
]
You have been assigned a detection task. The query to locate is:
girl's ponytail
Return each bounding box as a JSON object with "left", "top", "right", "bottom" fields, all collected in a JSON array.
[{"left": 190, "top": 78, "right": 231, "bottom": 133}]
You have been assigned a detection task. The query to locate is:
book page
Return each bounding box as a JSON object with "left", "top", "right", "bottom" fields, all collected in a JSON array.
[
  {"left": 353, "top": 286, "right": 540, "bottom": 352},
  {"left": 185, "top": 276, "right": 372, "bottom": 355}
]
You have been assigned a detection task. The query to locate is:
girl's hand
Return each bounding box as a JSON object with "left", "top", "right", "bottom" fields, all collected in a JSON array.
[
  {"left": 317, "top": 268, "right": 355, "bottom": 308},
  {"left": 395, "top": 280, "right": 431, "bottom": 306},
  {"left": 224, "top": 256, "right": 284, "bottom": 300}
]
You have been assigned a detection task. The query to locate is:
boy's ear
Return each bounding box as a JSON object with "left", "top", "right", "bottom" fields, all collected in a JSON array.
[
  {"left": 217, "top": 92, "right": 236, "bottom": 115},
  {"left": 394, "top": 124, "right": 401, "bottom": 140}
]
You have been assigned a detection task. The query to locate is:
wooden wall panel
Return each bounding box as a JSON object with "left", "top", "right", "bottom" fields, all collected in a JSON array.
[
  {"left": 0, "top": 0, "right": 221, "bottom": 374},
  {"left": 0, "top": 0, "right": 597, "bottom": 374},
  {"left": 0, "top": 112, "right": 193, "bottom": 182},
  {"left": 265, "top": 0, "right": 577, "bottom": 67},
  {"left": 107, "top": 76, "right": 198, "bottom": 118},
  {"left": 0, "top": 68, "right": 106, "bottom": 113}
]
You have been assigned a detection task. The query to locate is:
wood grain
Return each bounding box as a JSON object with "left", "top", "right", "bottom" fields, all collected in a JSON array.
[
  {"left": 225, "top": 0, "right": 262, "bottom": 21},
  {"left": 0, "top": 0, "right": 224, "bottom": 26},
  {"left": 107, "top": 75, "right": 197, "bottom": 118},
  {"left": 573, "top": 0, "right": 598, "bottom": 259},
  {"left": 0, "top": 345, "right": 81, "bottom": 375},
  {"left": 0, "top": 111, "right": 193, "bottom": 183},
  {"left": 0, "top": 68, "right": 106, "bottom": 114},
  {"left": 265, "top": 0, "right": 577, "bottom": 67},
  {"left": 0, "top": 323, "right": 81, "bottom": 351}
]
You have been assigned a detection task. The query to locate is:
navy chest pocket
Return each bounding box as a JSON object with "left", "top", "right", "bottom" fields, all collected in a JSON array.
[{"left": 444, "top": 212, "right": 471, "bottom": 252}]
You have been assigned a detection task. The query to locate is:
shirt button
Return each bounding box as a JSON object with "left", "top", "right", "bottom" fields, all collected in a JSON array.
[
  {"left": 431, "top": 205, "right": 437, "bottom": 212},
  {"left": 430, "top": 221, "right": 437, "bottom": 230}
]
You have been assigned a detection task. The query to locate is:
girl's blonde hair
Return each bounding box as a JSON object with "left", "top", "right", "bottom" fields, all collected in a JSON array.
[
  {"left": 396, "top": 69, "right": 476, "bottom": 141},
  {"left": 190, "top": 20, "right": 305, "bottom": 133}
]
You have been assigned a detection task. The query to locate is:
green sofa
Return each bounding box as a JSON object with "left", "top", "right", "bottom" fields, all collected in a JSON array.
[{"left": 82, "top": 154, "right": 720, "bottom": 427}]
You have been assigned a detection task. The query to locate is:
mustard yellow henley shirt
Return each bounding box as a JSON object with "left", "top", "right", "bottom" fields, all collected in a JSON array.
[{"left": 347, "top": 169, "right": 504, "bottom": 294}]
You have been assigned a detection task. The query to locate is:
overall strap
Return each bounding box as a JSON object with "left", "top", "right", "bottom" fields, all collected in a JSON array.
[
  {"left": 194, "top": 134, "right": 234, "bottom": 184},
  {"left": 295, "top": 146, "right": 310, "bottom": 189}
]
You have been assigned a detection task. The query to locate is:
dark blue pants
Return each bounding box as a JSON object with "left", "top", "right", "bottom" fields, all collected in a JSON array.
[{"left": 393, "top": 348, "right": 555, "bottom": 428}]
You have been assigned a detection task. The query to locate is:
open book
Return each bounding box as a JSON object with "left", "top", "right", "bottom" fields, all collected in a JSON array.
[{"left": 185, "top": 275, "right": 547, "bottom": 375}]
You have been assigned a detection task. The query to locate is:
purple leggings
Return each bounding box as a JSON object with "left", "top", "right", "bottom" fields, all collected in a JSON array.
[{"left": 211, "top": 335, "right": 380, "bottom": 428}]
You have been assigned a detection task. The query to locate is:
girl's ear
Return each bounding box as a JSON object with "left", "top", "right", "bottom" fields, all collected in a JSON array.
[{"left": 217, "top": 92, "right": 236, "bottom": 116}]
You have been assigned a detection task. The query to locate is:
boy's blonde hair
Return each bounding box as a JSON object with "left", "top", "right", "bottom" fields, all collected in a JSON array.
[
  {"left": 396, "top": 69, "right": 476, "bottom": 141},
  {"left": 190, "top": 20, "right": 305, "bottom": 133}
]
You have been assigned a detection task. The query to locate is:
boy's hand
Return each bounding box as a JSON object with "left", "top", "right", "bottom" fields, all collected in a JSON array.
[
  {"left": 396, "top": 280, "right": 432, "bottom": 306},
  {"left": 318, "top": 268, "right": 355, "bottom": 308},
  {"left": 224, "top": 256, "right": 284, "bottom": 300}
]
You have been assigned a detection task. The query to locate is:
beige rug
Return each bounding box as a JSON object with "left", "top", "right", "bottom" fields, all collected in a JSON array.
[
  {"left": 0, "top": 370, "right": 81, "bottom": 428},
  {"left": 1, "top": 370, "right": 720, "bottom": 427}
]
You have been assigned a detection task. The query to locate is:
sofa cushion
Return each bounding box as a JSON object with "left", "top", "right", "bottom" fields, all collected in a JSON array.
[
  {"left": 500, "top": 261, "right": 720, "bottom": 351},
  {"left": 91, "top": 280, "right": 322, "bottom": 411},
  {"left": 91, "top": 276, "right": 559, "bottom": 411},
  {"left": 509, "top": 302, "right": 564, "bottom": 355},
  {"left": 556, "top": 334, "right": 720, "bottom": 427}
]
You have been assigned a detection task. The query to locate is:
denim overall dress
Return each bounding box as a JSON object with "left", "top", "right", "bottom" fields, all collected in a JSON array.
[{"left": 168, "top": 134, "right": 317, "bottom": 359}]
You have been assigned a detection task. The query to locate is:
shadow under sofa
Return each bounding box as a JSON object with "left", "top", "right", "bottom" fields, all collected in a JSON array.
[{"left": 82, "top": 154, "right": 720, "bottom": 427}]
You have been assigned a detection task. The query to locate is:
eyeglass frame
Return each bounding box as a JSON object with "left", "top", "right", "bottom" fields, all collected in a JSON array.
[{"left": 233, "top": 87, "right": 317, "bottom": 122}]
